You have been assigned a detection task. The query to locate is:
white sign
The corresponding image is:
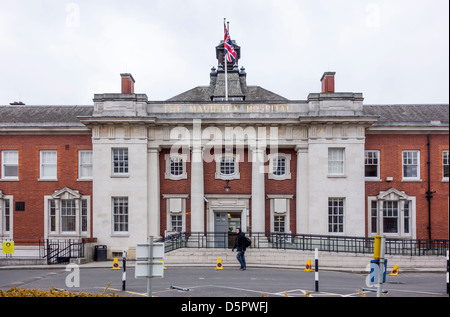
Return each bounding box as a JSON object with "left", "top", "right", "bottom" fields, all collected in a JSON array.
[
  {"left": 136, "top": 243, "right": 164, "bottom": 260},
  {"left": 135, "top": 261, "right": 165, "bottom": 278}
]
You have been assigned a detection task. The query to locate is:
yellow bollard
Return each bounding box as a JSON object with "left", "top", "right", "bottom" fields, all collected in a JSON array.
[
  {"left": 374, "top": 235, "right": 381, "bottom": 260},
  {"left": 111, "top": 257, "right": 121, "bottom": 270},
  {"left": 160, "top": 259, "right": 167, "bottom": 270},
  {"left": 389, "top": 264, "right": 399, "bottom": 276},
  {"left": 304, "top": 259, "right": 314, "bottom": 272},
  {"left": 215, "top": 257, "right": 224, "bottom": 270}
]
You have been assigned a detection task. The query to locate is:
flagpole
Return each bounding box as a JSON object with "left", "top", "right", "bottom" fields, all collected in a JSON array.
[{"left": 224, "top": 18, "right": 228, "bottom": 102}]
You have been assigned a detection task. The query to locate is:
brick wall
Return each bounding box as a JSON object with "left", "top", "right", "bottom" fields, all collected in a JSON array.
[
  {"left": 365, "top": 134, "right": 449, "bottom": 240},
  {"left": 0, "top": 134, "right": 92, "bottom": 240}
]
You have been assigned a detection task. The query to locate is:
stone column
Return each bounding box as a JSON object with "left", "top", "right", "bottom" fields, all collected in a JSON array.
[
  {"left": 148, "top": 147, "right": 160, "bottom": 238},
  {"left": 251, "top": 146, "right": 266, "bottom": 233},
  {"left": 190, "top": 145, "right": 204, "bottom": 233},
  {"left": 296, "top": 145, "right": 309, "bottom": 234}
]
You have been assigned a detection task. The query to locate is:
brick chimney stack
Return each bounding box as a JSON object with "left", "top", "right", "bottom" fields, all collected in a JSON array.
[
  {"left": 320, "top": 72, "right": 336, "bottom": 93},
  {"left": 120, "top": 73, "right": 135, "bottom": 94}
]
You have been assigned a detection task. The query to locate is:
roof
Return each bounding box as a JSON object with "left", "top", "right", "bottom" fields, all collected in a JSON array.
[
  {"left": 0, "top": 104, "right": 448, "bottom": 129},
  {"left": 363, "top": 104, "right": 449, "bottom": 127},
  {"left": 166, "top": 85, "right": 288, "bottom": 102},
  {"left": 0, "top": 105, "right": 93, "bottom": 127}
]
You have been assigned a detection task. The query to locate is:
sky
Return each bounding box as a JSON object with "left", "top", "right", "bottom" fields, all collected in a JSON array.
[{"left": 0, "top": 0, "right": 448, "bottom": 106}]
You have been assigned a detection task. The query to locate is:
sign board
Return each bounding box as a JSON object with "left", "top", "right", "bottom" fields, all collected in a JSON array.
[
  {"left": 2, "top": 241, "right": 14, "bottom": 254},
  {"left": 135, "top": 261, "right": 165, "bottom": 278},
  {"left": 370, "top": 259, "right": 387, "bottom": 284},
  {"left": 136, "top": 243, "right": 164, "bottom": 260}
]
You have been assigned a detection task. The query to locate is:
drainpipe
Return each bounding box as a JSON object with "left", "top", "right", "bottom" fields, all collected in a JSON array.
[{"left": 425, "top": 134, "right": 435, "bottom": 240}]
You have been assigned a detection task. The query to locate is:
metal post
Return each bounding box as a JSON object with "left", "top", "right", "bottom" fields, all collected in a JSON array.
[
  {"left": 377, "top": 235, "right": 386, "bottom": 297},
  {"left": 314, "top": 248, "right": 319, "bottom": 292},
  {"left": 148, "top": 236, "right": 154, "bottom": 296},
  {"left": 122, "top": 250, "right": 127, "bottom": 291}
]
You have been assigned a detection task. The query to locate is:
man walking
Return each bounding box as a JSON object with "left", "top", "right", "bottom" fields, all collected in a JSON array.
[{"left": 232, "top": 228, "right": 247, "bottom": 270}]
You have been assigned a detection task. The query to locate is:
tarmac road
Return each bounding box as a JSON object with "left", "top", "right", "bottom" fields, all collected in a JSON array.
[{"left": 0, "top": 265, "right": 447, "bottom": 298}]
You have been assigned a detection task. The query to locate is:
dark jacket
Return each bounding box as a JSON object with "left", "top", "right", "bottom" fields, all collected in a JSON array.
[{"left": 233, "top": 231, "right": 246, "bottom": 252}]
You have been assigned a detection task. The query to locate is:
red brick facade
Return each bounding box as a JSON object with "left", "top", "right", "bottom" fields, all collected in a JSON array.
[
  {"left": 365, "top": 133, "right": 449, "bottom": 240},
  {"left": 0, "top": 134, "right": 92, "bottom": 240}
]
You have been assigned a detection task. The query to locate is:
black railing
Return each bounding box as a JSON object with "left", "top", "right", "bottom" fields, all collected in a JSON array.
[
  {"left": 40, "top": 239, "right": 84, "bottom": 264},
  {"left": 158, "top": 232, "right": 449, "bottom": 256}
]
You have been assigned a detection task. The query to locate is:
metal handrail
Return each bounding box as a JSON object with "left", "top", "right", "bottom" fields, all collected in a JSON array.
[{"left": 158, "top": 232, "right": 449, "bottom": 256}]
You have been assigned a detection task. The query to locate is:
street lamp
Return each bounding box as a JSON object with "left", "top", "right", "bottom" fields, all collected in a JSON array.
[{"left": 224, "top": 179, "right": 230, "bottom": 192}]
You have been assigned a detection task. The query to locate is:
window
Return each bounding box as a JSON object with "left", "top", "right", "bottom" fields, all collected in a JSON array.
[
  {"left": 328, "top": 198, "right": 344, "bottom": 233},
  {"left": 164, "top": 154, "right": 187, "bottom": 180},
  {"left": 365, "top": 150, "right": 380, "bottom": 178},
  {"left": 443, "top": 150, "right": 449, "bottom": 180},
  {"left": 81, "top": 200, "right": 88, "bottom": 233},
  {"left": 220, "top": 156, "right": 235, "bottom": 176},
  {"left": 328, "top": 148, "right": 344, "bottom": 175},
  {"left": 40, "top": 150, "right": 57, "bottom": 180},
  {"left": 268, "top": 153, "right": 291, "bottom": 180},
  {"left": 404, "top": 201, "right": 410, "bottom": 234},
  {"left": 1, "top": 150, "right": 18, "bottom": 179},
  {"left": 49, "top": 200, "right": 56, "bottom": 233},
  {"left": 402, "top": 151, "right": 420, "bottom": 180},
  {"left": 47, "top": 197, "right": 89, "bottom": 235},
  {"left": 383, "top": 201, "right": 398, "bottom": 233},
  {"left": 273, "top": 157, "right": 286, "bottom": 176},
  {"left": 3, "top": 199, "right": 10, "bottom": 232},
  {"left": 274, "top": 215, "right": 286, "bottom": 233},
  {"left": 78, "top": 150, "right": 93, "bottom": 180},
  {"left": 170, "top": 157, "right": 183, "bottom": 176},
  {"left": 215, "top": 153, "right": 240, "bottom": 180},
  {"left": 61, "top": 200, "right": 76, "bottom": 232},
  {"left": 368, "top": 189, "right": 415, "bottom": 238},
  {"left": 171, "top": 215, "right": 183, "bottom": 232},
  {"left": 113, "top": 197, "right": 128, "bottom": 232},
  {"left": 112, "top": 149, "right": 128, "bottom": 174},
  {"left": 370, "top": 200, "right": 378, "bottom": 234}
]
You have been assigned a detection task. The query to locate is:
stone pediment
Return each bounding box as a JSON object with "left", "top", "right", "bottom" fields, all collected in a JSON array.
[
  {"left": 377, "top": 188, "right": 409, "bottom": 201},
  {"left": 51, "top": 187, "right": 81, "bottom": 200}
]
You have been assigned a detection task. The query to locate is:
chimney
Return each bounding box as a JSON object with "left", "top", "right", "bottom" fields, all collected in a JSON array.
[
  {"left": 320, "top": 72, "right": 336, "bottom": 93},
  {"left": 120, "top": 73, "right": 135, "bottom": 94}
]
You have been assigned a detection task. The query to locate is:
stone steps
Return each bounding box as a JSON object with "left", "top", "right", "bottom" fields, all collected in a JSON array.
[{"left": 164, "top": 248, "right": 447, "bottom": 272}]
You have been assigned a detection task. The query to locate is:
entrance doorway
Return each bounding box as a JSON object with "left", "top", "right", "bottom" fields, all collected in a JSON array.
[{"left": 214, "top": 212, "right": 241, "bottom": 248}]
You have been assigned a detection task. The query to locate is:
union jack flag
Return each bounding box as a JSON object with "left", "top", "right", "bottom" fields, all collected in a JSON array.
[{"left": 224, "top": 22, "right": 237, "bottom": 63}]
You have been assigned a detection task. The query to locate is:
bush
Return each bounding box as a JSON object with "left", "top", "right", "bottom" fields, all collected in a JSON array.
[{"left": 0, "top": 284, "right": 120, "bottom": 297}]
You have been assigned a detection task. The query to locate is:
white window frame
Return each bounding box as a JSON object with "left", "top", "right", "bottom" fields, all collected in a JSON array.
[
  {"left": 364, "top": 150, "right": 380, "bottom": 180},
  {"left": 112, "top": 148, "right": 129, "bottom": 176},
  {"left": 164, "top": 153, "right": 188, "bottom": 180},
  {"left": 215, "top": 153, "right": 240, "bottom": 180},
  {"left": 328, "top": 198, "right": 345, "bottom": 234},
  {"left": 45, "top": 194, "right": 91, "bottom": 237},
  {"left": 268, "top": 153, "right": 291, "bottom": 180},
  {"left": 1, "top": 150, "right": 19, "bottom": 180},
  {"left": 268, "top": 195, "right": 293, "bottom": 235},
  {"left": 78, "top": 150, "right": 93, "bottom": 180},
  {"left": 402, "top": 150, "right": 421, "bottom": 181},
  {"left": 0, "top": 192, "right": 13, "bottom": 238},
  {"left": 328, "top": 148, "right": 345, "bottom": 176},
  {"left": 39, "top": 150, "right": 57, "bottom": 180},
  {"left": 443, "top": 150, "right": 449, "bottom": 181},
  {"left": 367, "top": 189, "right": 416, "bottom": 238},
  {"left": 112, "top": 197, "right": 129, "bottom": 233},
  {"left": 163, "top": 194, "right": 188, "bottom": 233}
]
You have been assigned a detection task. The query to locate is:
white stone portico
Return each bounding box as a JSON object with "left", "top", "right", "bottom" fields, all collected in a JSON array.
[{"left": 78, "top": 45, "right": 378, "bottom": 255}]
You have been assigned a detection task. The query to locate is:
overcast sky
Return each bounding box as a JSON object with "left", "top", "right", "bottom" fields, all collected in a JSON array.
[{"left": 0, "top": 0, "right": 448, "bottom": 106}]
